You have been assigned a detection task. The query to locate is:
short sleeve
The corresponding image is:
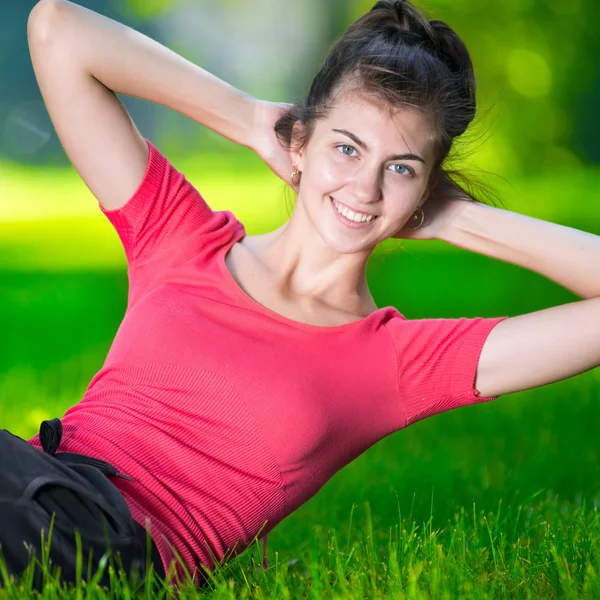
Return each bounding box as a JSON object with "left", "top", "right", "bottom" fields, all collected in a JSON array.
[
  {"left": 99, "top": 138, "right": 230, "bottom": 266},
  {"left": 385, "top": 315, "right": 509, "bottom": 427}
]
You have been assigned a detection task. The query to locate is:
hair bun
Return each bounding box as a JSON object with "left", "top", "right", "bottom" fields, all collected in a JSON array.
[
  {"left": 367, "top": 1, "right": 470, "bottom": 78},
  {"left": 368, "top": 1, "right": 437, "bottom": 48}
]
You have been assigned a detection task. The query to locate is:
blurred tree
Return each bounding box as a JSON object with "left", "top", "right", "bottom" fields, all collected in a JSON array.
[{"left": 114, "top": 0, "right": 174, "bottom": 19}]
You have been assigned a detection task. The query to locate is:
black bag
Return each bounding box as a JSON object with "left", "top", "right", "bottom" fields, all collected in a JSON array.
[{"left": 0, "top": 419, "right": 164, "bottom": 590}]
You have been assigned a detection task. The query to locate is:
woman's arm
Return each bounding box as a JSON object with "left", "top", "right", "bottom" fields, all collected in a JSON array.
[
  {"left": 27, "top": 0, "right": 261, "bottom": 210},
  {"left": 32, "top": 0, "right": 255, "bottom": 146},
  {"left": 441, "top": 201, "right": 600, "bottom": 300},
  {"left": 436, "top": 201, "right": 600, "bottom": 397}
]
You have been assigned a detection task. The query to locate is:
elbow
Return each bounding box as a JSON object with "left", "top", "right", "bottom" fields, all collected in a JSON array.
[{"left": 28, "top": 0, "right": 69, "bottom": 47}]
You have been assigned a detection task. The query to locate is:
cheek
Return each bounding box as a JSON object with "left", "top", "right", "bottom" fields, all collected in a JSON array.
[
  {"left": 382, "top": 189, "right": 422, "bottom": 219},
  {"left": 305, "top": 154, "right": 346, "bottom": 188},
  {"left": 303, "top": 167, "right": 335, "bottom": 190}
]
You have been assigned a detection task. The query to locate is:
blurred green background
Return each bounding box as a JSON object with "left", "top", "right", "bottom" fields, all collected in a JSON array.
[{"left": 1, "top": 0, "right": 600, "bottom": 573}]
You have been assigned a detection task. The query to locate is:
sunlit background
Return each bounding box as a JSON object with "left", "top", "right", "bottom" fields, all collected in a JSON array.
[{"left": 2, "top": 0, "right": 600, "bottom": 584}]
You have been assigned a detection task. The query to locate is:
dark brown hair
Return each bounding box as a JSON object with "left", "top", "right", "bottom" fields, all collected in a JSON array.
[{"left": 275, "top": 0, "right": 503, "bottom": 212}]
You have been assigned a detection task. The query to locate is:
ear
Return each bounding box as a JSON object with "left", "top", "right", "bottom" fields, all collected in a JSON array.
[{"left": 290, "top": 121, "right": 307, "bottom": 171}]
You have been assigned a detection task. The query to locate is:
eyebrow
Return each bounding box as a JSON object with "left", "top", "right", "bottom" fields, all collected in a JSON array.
[{"left": 332, "top": 128, "right": 426, "bottom": 163}]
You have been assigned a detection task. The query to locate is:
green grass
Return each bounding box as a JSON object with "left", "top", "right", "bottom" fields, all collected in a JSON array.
[
  {"left": 2, "top": 166, "right": 600, "bottom": 597},
  {"left": 4, "top": 482, "right": 600, "bottom": 598}
]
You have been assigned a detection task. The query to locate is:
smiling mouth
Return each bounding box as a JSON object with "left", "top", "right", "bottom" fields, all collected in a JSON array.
[{"left": 330, "top": 196, "right": 380, "bottom": 223}]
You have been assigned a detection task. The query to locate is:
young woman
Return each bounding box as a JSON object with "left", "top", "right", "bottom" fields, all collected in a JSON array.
[{"left": 6, "top": 0, "right": 600, "bottom": 589}]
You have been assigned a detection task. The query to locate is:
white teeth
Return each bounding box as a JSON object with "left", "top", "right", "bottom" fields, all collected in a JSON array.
[{"left": 332, "top": 198, "right": 375, "bottom": 223}]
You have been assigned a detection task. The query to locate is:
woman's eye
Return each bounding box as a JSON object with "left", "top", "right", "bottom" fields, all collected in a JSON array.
[
  {"left": 390, "top": 164, "right": 412, "bottom": 177},
  {"left": 336, "top": 144, "right": 356, "bottom": 157}
]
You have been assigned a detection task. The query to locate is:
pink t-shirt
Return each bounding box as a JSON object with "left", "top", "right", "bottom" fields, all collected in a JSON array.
[{"left": 28, "top": 140, "right": 507, "bottom": 584}]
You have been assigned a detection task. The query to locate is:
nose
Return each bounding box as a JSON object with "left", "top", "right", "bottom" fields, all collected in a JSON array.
[{"left": 349, "top": 167, "right": 382, "bottom": 204}]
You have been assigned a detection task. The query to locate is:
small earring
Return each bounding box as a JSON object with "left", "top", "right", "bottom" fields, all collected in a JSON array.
[
  {"left": 407, "top": 206, "right": 424, "bottom": 229},
  {"left": 291, "top": 164, "right": 301, "bottom": 187}
]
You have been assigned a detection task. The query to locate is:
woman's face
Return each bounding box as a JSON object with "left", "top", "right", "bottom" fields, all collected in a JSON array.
[{"left": 291, "top": 93, "right": 437, "bottom": 254}]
